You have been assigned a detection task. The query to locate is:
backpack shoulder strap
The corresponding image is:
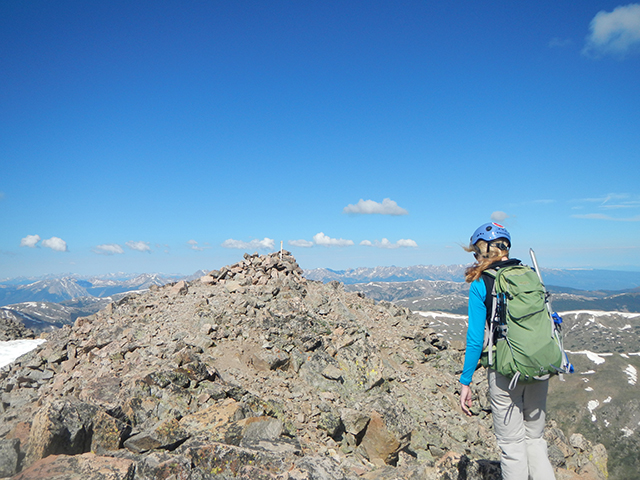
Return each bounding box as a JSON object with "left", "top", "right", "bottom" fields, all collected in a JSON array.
[
  {"left": 480, "top": 270, "right": 496, "bottom": 319},
  {"left": 480, "top": 269, "right": 499, "bottom": 365}
]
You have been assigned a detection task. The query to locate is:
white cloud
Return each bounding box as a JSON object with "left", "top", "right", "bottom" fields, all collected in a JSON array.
[
  {"left": 188, "top": 240, "right": 209, "bottom": 251},
  {"left": 583, "top": 4, "right": 640, "bottom": 58},
  {"left": 126, "top": 241, "right": 151, "bottom": 252},
  {"left": 313, "top": 232, "right": 354, "bottom": 247},
  {"left": 396, "top": 239, "right": 418, "bottom": 247},
  {"left": 41, "top": 237, "right": 68, "bottom": 252},
  {"left": 343, "top": 198, "right": 408, "bottom": 215},
  {"left": 20, "top": 234, "right": 41, "bottom": 248},
  {"left": 95, "top": 244, "right": 124, "bottom": 255},
  {"left": 571, "top": 193, "right": 640, "bottom": 220},
  {"left": 360, "top": 238, "right": 418, "bottom": 249},
  {"left": 288, "top": 239, "right": 314, "bottom": 248},
  {"left": 491, "top": 211, "right": 510, "bottom": 222},
  {"left": 222, "top": 238, "right": 275, "bottom": 250},
  {"left": 577, "top": 193, "right": 640, "bottom": 207}
]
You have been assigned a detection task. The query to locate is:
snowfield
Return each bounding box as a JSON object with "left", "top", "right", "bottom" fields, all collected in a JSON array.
[{"left": 0, "top": 339, "right": 46, "bottom": 368}]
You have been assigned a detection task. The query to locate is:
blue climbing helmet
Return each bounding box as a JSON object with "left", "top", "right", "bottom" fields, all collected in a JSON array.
[{"left": 470, "top": 222, "right": 511, "bottom": 247}]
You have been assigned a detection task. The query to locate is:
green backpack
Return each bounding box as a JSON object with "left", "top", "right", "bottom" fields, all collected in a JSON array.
[{"left": 480, "top": 261, "right": 564, "bottom": 388}]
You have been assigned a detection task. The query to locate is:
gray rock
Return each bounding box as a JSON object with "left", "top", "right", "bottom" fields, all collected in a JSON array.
[
  {"left": 134, "top": 450, "right": 192, "bottom": 480},
  {"left": 340, "top": 408, "right": 370, "bottom": 436},
  {"left": 0, "top": 438, "right": 20, "bottom": 477},
  {"left": 124, "top": 418, "right": 189, "bottom": 453},
  {"left": 322, "top": 364, "right": 344, "bottom": 381},
  {"left": 290, "top": 455, "right": 356, "bottom": 480}
]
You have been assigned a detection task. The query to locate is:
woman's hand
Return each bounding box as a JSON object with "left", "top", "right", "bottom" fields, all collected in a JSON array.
[{"left": 460, "top": 383, "right": 473, "bottom": 416}]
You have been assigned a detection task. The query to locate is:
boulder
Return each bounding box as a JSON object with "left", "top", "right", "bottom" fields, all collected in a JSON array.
[
  {"left": 91, "top": 410, "right": 131, "bottom": 454},
  {"left": 359, "top": 411, "right": 402, "bottom": 466},
  {"left": 0, "top": 438, "right": 20, "bottom": 477},
  {"left": 124, "top": 418, "right": 189, "bottom": 453},
  {"left": 170, "top": 281, "right": 188, "bottom": 296},
  {"left": 12, "top": 452, "right": 135, "bottom": 480},
  {"left": 24, "top": 401, "right": 97, "bottom": 467}
]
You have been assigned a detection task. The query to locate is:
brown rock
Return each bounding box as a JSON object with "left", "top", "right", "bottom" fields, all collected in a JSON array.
[
  {"left": 360, "top": 411, "right": 401, "bottom": 466},
  {"left": 79, "top": 375, "right": 121, "bottom": 410},
  {"left": 6, "top": 421, "right": 31, "bottom": 448},
  {"left": 12, "top": 452, "right": 135, "bottom": 480},
  {"left": 171, "top": 281, "right": 188, "bottom": 295}
]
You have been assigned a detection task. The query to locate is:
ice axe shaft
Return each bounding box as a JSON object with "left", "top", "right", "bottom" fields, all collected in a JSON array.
[{"left": 529, "top": 248, "right": 554, "bottom": 319}]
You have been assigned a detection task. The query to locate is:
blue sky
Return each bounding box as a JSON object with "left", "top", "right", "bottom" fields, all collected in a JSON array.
[{"left": 1, "top": 1, "right": 639, "bottom": 278}]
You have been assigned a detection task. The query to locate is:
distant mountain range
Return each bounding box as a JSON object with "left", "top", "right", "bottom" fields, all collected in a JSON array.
[
  {"left": 305, "top": 264, "right": 640, "bottom": 291},
  {"left": 344, "top": 280, "right": 640, "bottom": 315},
  {"left": 0, "top": 272, "right": 206, "bottom": 334},
  {"left": 3, "top": 264, "right": 639, "bottom": 308},
  {"left": 305, "top": 264, "right": 467, "bottom": 284},
  {"left": 0, "top": 272, "right": 206, "bottom": 307}
]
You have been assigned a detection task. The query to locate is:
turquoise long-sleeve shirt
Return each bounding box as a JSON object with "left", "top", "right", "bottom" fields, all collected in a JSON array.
[{"left": 460, "top": 279, "right": 487, "bottom": 386}]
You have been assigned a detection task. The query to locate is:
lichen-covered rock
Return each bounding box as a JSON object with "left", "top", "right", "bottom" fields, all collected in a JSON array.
[
  {"left": 123, "top": 418, "right": 188, "bottom": 453},
  {"left": 91, "top": 410, "right": 131, "bottom": 454}
]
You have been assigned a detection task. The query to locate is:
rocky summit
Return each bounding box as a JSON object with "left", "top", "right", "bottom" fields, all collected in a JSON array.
[{"left": 0, "top": 252, "right": 607, "bottom": 480}]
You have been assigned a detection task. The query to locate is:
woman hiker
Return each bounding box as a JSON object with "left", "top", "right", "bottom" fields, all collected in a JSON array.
[{"left": 458, "top": 222, "right": 555, "bottom": 480}]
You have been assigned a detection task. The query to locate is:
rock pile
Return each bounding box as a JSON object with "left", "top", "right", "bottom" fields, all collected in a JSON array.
[
  {"left": 0, "top": 252, "right": 607, "bottom": 479},
  {"left": 0, "top": 314, "right": 35, "bottom": 342}
]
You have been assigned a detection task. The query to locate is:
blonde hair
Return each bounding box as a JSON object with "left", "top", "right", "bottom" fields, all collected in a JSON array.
[{"left": 464, "top": 239, "right": 510, "bottom": 283}]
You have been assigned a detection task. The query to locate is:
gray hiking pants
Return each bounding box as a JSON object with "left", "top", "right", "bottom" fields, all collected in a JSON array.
[{"left": 488, "top": 369, "right": 556, "bottom": 480}]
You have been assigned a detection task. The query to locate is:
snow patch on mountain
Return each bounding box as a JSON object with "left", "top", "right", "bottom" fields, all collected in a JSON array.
[
  {"left": 624, "top": 364, "right": 637, "bottom": 385},
  {"left": 567, "top": 350, "right": 613, "bottom": 365},
  {"left": 415, "top": 311, "right": 467, "bottom": 320},
  {"left": 588, "top": 400, "right": 600, "bottom": 422},
  {"left": 621, "top": 427, "right": 635, "bottom": 438}
]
